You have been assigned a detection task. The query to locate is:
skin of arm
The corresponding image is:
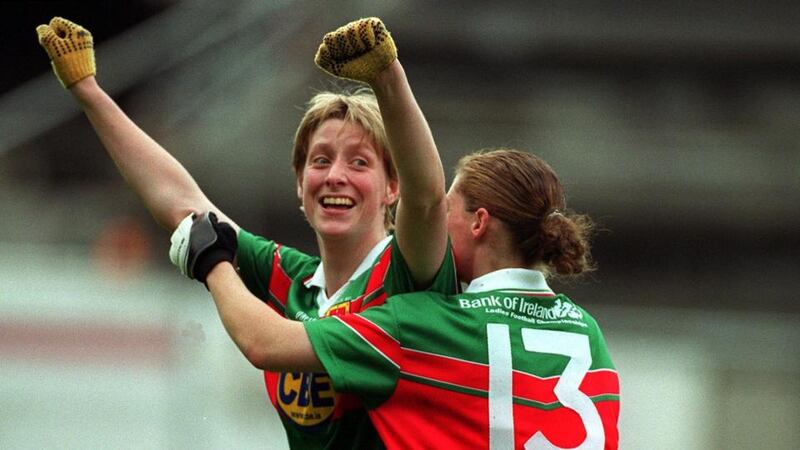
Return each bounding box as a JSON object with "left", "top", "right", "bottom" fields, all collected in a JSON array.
[
  {"left": 69, "top": 76, "right": 238, "bottom": 233},
  {"left": 369, "top": 60, "right": 447, "bottom": 288},
  {"left": 206, "top": 261, "right": 322, "bottom": 372}
]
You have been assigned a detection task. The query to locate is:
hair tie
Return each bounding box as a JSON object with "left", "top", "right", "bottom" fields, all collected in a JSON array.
[{"left": 547, "top": 209, "right": 563, "bottom": 219}]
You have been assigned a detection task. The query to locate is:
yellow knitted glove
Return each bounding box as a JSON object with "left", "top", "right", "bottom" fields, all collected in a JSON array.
[
  {"left": 314, "top": 17, "right": 397, "bottom": 83},
  {"left": 36, "top": 17, "right": 95, "bottom": 88}
]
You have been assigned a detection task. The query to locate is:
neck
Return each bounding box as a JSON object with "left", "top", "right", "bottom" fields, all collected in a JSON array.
[
  {"left": 468, "top": 235, "right": 527, "bottom": 283},
  {"left": 317, "top": 230, "right": 387, "bottom": 296},
  {"left": 471, "top": 255, "right": 525, "bottom": 281}
]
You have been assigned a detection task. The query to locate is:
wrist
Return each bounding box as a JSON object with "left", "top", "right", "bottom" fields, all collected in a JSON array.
[
  {"left": 194, "top": 248, "right": 235, "bottom": 284},
  {"left": 206, "top": 260, "right": 235, "bottom": 286},
  {"left": 369, "top": 59, "right": 402, "bottom": 91},
  {"left": 69, "top": 75, "right": 99, "bottom": 101}
]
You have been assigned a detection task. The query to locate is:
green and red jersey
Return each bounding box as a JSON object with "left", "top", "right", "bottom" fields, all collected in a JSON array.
[
  {"left": 305, "top": 268, "right": 620, "bottom": 450},
  {"left": 236, "top": 230, "right": 459, "bottom": 449}
]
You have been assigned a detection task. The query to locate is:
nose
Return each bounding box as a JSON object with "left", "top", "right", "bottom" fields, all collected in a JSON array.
[{"left": 325, "top": 159, "right": 347, "bottom": 186}]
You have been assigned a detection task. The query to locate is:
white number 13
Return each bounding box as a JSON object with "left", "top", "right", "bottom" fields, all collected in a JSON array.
[{"left": 487, "top": 324, "right": 604, "bottom": 450}]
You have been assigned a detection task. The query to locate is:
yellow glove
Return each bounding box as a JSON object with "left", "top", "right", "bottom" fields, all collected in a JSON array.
[
  {"left": 36, "top": 17, "right": 95, "bottom": 88},
  {"left": 314, "top": 17, "right": 397, "bottom": 83}
]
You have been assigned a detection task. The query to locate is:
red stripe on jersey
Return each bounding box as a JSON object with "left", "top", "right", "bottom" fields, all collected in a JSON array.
[
  {"left": 597, "top": 399, "right": 620, "bottom": 450},
  {"left": 370, "top": 378, "right": 489, "bottom": 450},
  {"left": 268, "top": 245, "right": 291, "bottom": 311},
  {"left": 338, "top": 245, "right": 391, "bottom": 314},
  {"left": 370, "top": 378, "right": 620, "bottom": 450},
  {"left": 514, "top": 369, "right": 620, "bottom": 404},
  {"left": 402, "top": 348, "right": 619, "bottom": 404},
  {"left": 364, "top": 291, "right": 388, "bottom": 308},
  {"left": 337, "top": 315, "right": 402, "bottom": 367},
  {"left": 263, "top": 371, "right": 280, "bottom": 408},
  {"left": 364, "top": 245, "right": 392, "bottom": 295},
  {"left": 402, "top": 347, "right": 488, "bottom": 391},
  {"left": 346, "top": 289, "right": 389, "bottom": 315},
  {"left": 580, "top": 369, "right": 620, "bottom": 397}
]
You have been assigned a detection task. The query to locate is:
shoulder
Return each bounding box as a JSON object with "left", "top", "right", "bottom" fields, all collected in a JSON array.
[
  {"left": 238, "top": 229, "right": 320, "bottom": 280},
  {"left": 558, "top": 295, "right": 600, "bottom": 325},
  {"left": 383, "top": 291, "right": 450, "bottom": 311}
]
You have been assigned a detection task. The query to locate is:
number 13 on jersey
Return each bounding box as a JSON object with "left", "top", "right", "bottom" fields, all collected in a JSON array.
[{"left": 488, "top": 324, "right": 606, "bottom": 450}]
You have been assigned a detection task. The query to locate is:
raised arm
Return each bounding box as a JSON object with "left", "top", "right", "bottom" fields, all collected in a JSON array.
[
  {"left": 370, "top": 61, "right": 447, "bottom": 288},
  {"left": 36, "top": 17, "right": 236, "bottom": 232},
  {"left": 315, "top": 18, "right": 447, "bottom": 287},
  {"left": 70, "top": 77, "right": 229, "bottom": 230}
]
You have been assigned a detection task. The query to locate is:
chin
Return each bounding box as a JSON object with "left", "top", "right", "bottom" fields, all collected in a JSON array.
[{"left": 313, "top": 221, "right": 356, "bottom": 239}]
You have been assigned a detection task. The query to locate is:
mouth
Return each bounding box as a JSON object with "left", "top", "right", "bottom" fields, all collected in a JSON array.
[{"left": 319, "top": 196, "right": 355, "bottom": 210}]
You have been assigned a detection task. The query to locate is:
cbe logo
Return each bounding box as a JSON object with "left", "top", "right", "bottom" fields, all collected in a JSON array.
[
  {"left": 277, "top": 372, "right": 337, "bottom": 427},
  {"left": 275, "top": 301, "right": 353, "bottom": 427}
]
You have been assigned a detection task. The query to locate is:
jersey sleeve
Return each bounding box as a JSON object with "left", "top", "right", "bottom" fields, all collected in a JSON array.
[
  {"left": 383, "top": 236, "right": 460, "bottom": 298},
  {"left": 304, "top": 303, "right": 402, "bottom": 408},
  {"left": 236, "top": 230, "right": 276, "bottom": 299},
  {"left": 381, "top": 235, "right": 415, "bottom": 297},
  {"left": 571, "top": 302, "right": 616, "bottom": 372},
  {"left": 236, "top": 230, "right": 316, "bottom": 313},
  {"left": 426, "top": 239, "right": 460, "bottom": 295}
]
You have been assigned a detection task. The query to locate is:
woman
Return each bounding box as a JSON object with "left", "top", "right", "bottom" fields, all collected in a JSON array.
[
  {"left": 193, "top": 149, "right": 620, "bottom": 449},
  {"left": 36, "top": 16, "right": 458, "bottom": 449}
]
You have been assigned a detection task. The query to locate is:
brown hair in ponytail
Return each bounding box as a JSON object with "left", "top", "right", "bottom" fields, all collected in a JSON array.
[{"left": 453, "top": 148, "right": 595, "bottom": 277}]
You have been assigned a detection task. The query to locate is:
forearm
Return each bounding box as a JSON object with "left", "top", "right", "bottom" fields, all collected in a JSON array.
[
  {"left": 371, "top": 60, "right": 445, "bottom": 210},
  {"left": 371, "top": 61, "right": 448, "bottom": 285},
  {"left": 70, "top": 77, "right": 213, "bottom": 230},
  {"left": 206, "top": 262, "right": 321, "bottom": 372},
  {"left": 314, "top": 18, "right": 447, "bottom": 284}
]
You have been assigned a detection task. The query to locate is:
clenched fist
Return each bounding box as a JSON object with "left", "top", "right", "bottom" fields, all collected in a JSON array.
[
  {"left": 314, "top": 17, "right": 397, "bottom": 83},
  {"left": 36, "top": 17, "right": 95, "bottom": 88}
]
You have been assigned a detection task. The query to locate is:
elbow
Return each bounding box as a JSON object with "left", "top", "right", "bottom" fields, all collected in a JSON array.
[
  {"left": 425, "top": 189, "right": 446, "bottom": 209},
  {"left": 239, "top": 332, "right": 288, "bottom": 372},
  {"left": 240, "top": 341, "right": 273, "bottom": 371},
  {"left": 239, "top": 332, "right": 308, "bottom": 373},
  {"left": 242, "top": 344, "right": 271, "bottom": 370},
  {"left": 405, "top": 190, "right": 446, "bottom": 216},
  {"left": 161, "top": 191, "right": 213, "bottom": 231}
]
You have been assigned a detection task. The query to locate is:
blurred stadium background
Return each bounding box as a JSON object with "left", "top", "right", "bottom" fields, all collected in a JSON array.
[{"left": 1, "top": 1, "right": 798, "bottom": 448}]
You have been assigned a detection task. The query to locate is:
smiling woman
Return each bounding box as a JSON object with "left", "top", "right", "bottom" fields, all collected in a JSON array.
[
  {"left": 293, "top": 89, "right": 397, "bottom": 232},
  {"left": 300, "top": 118, "right": 398, "bottom": 247}
]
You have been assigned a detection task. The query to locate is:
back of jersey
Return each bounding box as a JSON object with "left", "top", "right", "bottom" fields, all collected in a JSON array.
[{"left": 391, "top": 288, "right": 620, "bottom": 450}]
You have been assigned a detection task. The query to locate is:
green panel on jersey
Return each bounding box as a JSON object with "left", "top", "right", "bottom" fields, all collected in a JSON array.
[
  {"left": 386, "top": 291, "right": 615, "bottom": 378},
  {"left": 237, "top": 230, "right": 319, "bottom": 314},
  {"left": 306, "top": 314, "right": 400, "bottom": 408}
]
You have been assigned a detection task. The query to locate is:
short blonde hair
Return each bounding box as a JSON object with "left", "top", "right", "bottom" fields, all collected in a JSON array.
[{"left": 293, "top": 89, "right": 397, "bottom": 230}]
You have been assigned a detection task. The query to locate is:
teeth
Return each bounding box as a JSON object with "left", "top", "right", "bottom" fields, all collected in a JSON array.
[{"left": 322, "top": 197, "right": 353, "bottom": 206}]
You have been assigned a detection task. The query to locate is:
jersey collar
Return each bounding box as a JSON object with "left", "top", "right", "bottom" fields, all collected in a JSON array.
[
  {"left": 305, "top": 235, "right": 393, "bottom": 313},
  {"left": 464, "top": 268, "right": 554, "bottom": 295}
]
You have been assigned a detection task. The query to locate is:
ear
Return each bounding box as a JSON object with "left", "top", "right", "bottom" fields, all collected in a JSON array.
[
  {"left": 296, "top": 179, "right": 303, "bottom": 201},
  {"left": 385, "top": 178, "right": 399, "bottom": 205},
  {"left": 471, "top": 208, "right": 490, "bottom": 239}
]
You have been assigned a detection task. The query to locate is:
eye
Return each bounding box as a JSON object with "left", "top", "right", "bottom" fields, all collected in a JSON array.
[
  {"left": 310, "top": 155, "right": 330, "bottom": 166},
  {"left": 352, "top": 158, "right": 368, "bottom": 167}
]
